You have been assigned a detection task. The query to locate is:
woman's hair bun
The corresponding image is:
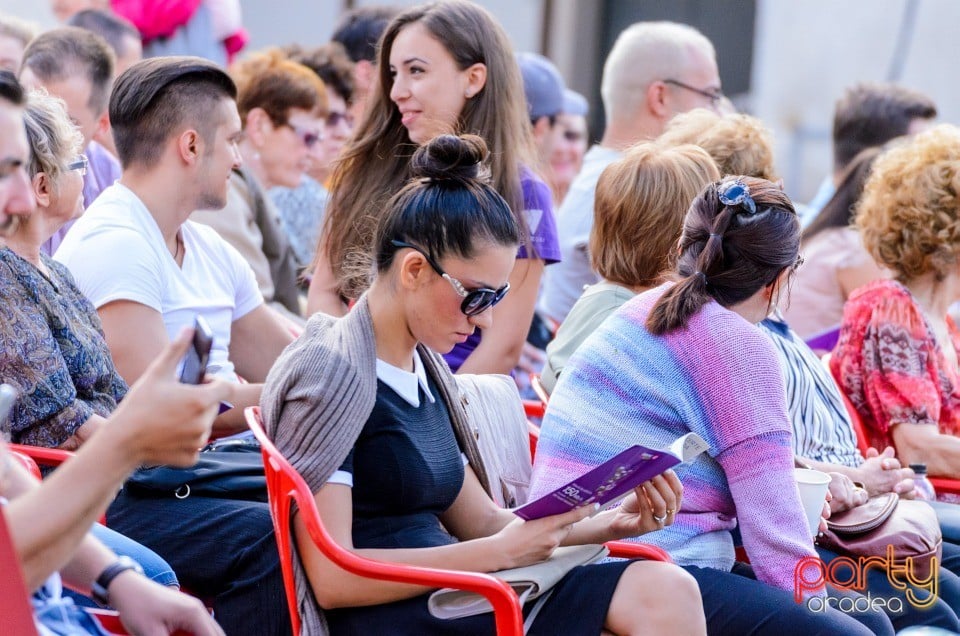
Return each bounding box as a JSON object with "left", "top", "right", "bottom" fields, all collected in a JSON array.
[{"left": 410, "top": 133, "right": 489, "bottom": 183}]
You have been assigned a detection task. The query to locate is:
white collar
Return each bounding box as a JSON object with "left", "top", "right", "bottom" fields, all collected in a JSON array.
[{"left": 375, "top": 349, "right": 436, "bottom": 407}]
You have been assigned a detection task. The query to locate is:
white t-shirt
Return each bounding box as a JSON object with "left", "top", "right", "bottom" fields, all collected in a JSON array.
[
  {"left": 537, "top": 145, "right": 622, "bottom": 324},
  {"left": 55, "top": 183, "right": 263, "bottom": 381}
]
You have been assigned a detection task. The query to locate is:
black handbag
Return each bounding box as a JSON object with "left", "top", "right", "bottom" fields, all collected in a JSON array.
[{"left": 124, "top": 447, "right": 267, "bottom": 502}]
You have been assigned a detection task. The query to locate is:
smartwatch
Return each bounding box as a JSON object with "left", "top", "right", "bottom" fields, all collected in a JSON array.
[{"left": 91, "top": 556, "right": 144, "bottom": 606}]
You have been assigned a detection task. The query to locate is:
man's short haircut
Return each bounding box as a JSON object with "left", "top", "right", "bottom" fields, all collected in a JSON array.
[
  {"left": 833, "top": 82, "right": 937, "bottom": 173},
  {"left": 110, "top": 56, "right": 237, "bottom": 169},
  {"left": 20, "top": 27, "right": 114, "bottom": 116},
  {"left": 0, "top": 69, "right": 24, "bottom": 105},
  {"left": 285, "top": 42, "right": 355, "bottom": 103},
  {"left": 67, "top": 9, "right": 141, "bottom": 61},
  {"left": 601, "top": 21, "right": 715, "bottom": 123},
  {"left": 331, "top": 5, "right": 400, "bottom": 63}
]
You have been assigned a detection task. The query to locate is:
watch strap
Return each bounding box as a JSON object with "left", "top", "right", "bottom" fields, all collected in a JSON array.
[{"left": 91, "top": 556, "right": 144, "bottom": 606}]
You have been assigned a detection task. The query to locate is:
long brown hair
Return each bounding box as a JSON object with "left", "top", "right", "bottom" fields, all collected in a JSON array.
[
  {"left": 317, "top": 0, "right": 535, "bottom": 301},
  {"left": 647, "top": 177, "right": 800, "bottom": 335}
]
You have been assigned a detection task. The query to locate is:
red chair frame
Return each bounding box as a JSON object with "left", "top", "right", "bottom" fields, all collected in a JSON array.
[
  {"left": 245, "top": 407, "right": 525, "bottom": 635},
  {"left": 8, "top": 444, "right": 74, "bottom": 469},
  {"left": 245, "top": 407, "right": 670, "bottom": 634}
]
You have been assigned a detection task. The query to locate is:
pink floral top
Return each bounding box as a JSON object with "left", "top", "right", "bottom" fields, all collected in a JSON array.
[{"left": 831, "top": 279, "right": 960, "bottom": 451}]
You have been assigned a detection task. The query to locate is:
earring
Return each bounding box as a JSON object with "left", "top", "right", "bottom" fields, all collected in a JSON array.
[{"left": 465, "top": 90, "right": 473, "bottom": 98}]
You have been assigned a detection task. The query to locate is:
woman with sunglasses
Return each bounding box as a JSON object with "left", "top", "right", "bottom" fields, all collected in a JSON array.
[
  {"left": 262, "top": 133, "right": 703, "bottom": 636},
  {"left": 192, "top": 49, "right": 327, "bottom": 321},
  {"left": 307, "top": 0, "right": 560, "bottom": 376},
  {"left": 530, "top": 177, "right": 892, "bottom": 635}
]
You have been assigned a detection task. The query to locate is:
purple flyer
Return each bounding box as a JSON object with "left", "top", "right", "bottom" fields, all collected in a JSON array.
[{"left": 515, "top": 433, "right": 707, "bottom": 520}]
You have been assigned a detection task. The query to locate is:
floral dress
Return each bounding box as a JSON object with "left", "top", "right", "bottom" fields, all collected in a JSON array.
[{"left": 831, "top": 279, "right": 960, "bottom": 452}]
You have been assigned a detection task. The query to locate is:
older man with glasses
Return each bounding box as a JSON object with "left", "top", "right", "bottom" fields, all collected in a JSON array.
[{"left": 539, "top": 21, "right": 723, "bottom": 327}]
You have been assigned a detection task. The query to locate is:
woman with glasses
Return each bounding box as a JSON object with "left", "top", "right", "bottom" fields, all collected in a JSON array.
[
  {"left": 262, "top": 133, "right": 704, "bottom": 636},
  {"left": 307, "top": 0, "right": 561, "bottom": 376},
  {"left": 0, "top": 88, "right": 183, "bottom": 600},
  {"left": 271, "top": 42, "right": 356, "bottom": 270},
  {"left": 530, "top": 177, "right": 892, "bottom": 635},
  {"left": 192, "top": 49, "right": 327, "bottom": 321}
]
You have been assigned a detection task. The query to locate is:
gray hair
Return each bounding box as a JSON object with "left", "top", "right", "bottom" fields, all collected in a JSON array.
[
  {"left": 23, "top": 88, "right": 84, "bottom": 187},
  {"left": 601, "top": 21, "right": 715, "bottom": 123}
]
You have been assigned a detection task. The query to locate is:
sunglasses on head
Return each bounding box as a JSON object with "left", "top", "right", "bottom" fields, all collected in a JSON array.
[{"left": 390, "top": 240, "right": 510, "bottom": 316}]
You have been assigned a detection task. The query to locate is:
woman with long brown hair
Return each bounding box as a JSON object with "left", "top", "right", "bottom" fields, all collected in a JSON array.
[{"left": 307, "top": 0, "right": 559, "bottom": 375}]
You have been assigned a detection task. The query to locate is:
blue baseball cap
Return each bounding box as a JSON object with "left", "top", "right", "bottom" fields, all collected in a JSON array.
[
  {"left": 517, "top": 52, "right": 565, "bottom": 120},
  {"left": 563, "top": 89, "right": 589, "bottom": 117}
]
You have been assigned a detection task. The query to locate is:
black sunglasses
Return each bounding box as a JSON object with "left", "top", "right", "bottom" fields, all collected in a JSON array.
[{"left": 391, "top": 240, "right": 510, "bottom": 316}]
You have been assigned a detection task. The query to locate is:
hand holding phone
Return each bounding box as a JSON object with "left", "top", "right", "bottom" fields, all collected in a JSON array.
[{"left": 179, "top": 316, "right": 213, "bottom": 385}]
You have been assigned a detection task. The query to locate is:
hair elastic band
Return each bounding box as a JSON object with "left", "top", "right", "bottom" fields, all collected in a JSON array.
[{"left": 693, "top": 271, "right": 708, "bottom": 284}]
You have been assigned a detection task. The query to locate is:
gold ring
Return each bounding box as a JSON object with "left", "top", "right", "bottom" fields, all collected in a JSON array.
[{"left": 666, "top": 509, "right": 676, "bottom": 515}]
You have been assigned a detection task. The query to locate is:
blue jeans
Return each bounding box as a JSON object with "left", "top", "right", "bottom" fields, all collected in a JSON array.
[
  {"left": 64, "top": 523, "right": 178, "bottom": 608},
  {"left": 107, "top": 490, "right": 290, "bottom": 636}
]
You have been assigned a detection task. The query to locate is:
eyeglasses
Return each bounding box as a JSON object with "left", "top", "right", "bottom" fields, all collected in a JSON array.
[
  {"left": 325, "top": 111, "right": 354, "bottom": 129},
  {"left": 282, "top": 122, "right": 323, "bottom": 148},
  {"left": 662, "top": 79, "right": 724, "bottom": 107},
  {"left": 390, "top": 239, "right": 510, "bottom": 316},
  {"left": 67, "top": 155, "right": 88, "bottom": 176}
]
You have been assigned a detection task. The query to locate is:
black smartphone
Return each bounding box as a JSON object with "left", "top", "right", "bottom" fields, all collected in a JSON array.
[{"left": 179, "top": 316, "right": 214, "bottom": 385}]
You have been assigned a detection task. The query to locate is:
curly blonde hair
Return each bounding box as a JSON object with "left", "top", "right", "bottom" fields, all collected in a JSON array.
[
  {"left": 658, "top": 108, "right": 777, "bottom": 181},
  {"left": 856, "top": 124, "right": 960, "bottom": 282}
]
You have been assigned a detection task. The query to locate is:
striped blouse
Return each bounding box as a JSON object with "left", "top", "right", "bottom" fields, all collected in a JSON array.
[{"left": 759, "top": 315, "right": 862, "bottom": 468}]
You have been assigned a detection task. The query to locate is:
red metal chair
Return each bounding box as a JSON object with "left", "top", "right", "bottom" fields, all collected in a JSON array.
[
  {"left": 245, "top": 407, "right": 525, "bottom": 635},
  {"left": 826, "top": 357, "right": 960, "bottom": 498}
]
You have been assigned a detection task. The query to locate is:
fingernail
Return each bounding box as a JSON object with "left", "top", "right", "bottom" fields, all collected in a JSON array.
[{"left": 592, "top": 503, "right": 601, "bottom": 516}]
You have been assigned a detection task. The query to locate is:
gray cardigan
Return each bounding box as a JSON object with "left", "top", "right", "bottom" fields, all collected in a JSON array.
[{"left": 260, "top": 295, "right": 491, "bottom": 634}]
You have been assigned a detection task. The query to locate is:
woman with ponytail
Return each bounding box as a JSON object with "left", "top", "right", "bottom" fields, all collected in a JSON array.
[
  {"left": 262, "top": 134, "right": 704, "bottom": 636},
  {"left": 530, "top": 177, "right": 892, "bottom": 635}
]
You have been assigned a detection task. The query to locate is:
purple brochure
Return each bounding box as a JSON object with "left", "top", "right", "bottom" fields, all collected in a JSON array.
[{"left": 515, "top": 432, "right": 707, "bottom": 520}]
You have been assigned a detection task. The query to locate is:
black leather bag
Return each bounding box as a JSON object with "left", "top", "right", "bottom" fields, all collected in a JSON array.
[{"left": 124, "top": 448, "right": 267, "bottom": 502}]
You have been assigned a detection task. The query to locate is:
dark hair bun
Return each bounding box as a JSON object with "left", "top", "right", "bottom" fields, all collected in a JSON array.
[{"left": 410, "top": 133, "right": 489, "bottom": 183}]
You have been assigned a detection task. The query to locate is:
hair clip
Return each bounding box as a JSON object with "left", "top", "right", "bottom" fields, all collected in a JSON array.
[{"left": 718, "top": 179, "right": 757, "bottom": 215}]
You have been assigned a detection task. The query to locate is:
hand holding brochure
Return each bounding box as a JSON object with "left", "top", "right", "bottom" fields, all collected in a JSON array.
[{"left": 515, "top": 432, "right": 709, "bottom": 520}]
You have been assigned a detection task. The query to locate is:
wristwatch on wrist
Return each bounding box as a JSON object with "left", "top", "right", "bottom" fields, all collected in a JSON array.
[{"left": 91, "top": 556, "right": 144, "bottom": 607}]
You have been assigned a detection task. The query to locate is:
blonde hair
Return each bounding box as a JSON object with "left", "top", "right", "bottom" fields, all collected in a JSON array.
[
  {"left": 23, "top": 88, "right": 84, "bottom": 187},
  {"left": 857, "top": 124, "right": 960, "bottom": 281},
  {"left": 601, "top": 21, "right": 714, "bottom": 124},
  {"left": 658, "top": 108, "right": 777, "bottom": 180},
  {"left": 590, "top": 142, "right": 719, "bottom": 287}
]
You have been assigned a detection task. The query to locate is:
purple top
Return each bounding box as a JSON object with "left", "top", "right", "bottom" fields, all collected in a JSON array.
[
  {"left": 443, "top": 169, "right": 560, "bottom": 371},
  {"left": 42, "top": 141, "right": 121, "bottom": 257}
]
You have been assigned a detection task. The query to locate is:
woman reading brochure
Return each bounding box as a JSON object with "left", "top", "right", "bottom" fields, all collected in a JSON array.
[
  {"left": 261, "top": 134, "right": 701, "bottom": 635},
  {"left": 530, "top": 177, "right": 893, "bottom": 635}
]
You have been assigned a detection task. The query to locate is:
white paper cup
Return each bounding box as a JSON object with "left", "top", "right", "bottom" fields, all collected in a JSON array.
[{"left": 794, "top": 468, "right": 831, "bottom": 536}]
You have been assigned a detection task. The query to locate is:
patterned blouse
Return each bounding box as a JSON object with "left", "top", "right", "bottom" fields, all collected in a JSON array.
[
  {"left": 0, "top": 247, "right": 127, "bottom": 447},
  {"left": 831, "top": 279, "right": 960, "bottom": 450}
]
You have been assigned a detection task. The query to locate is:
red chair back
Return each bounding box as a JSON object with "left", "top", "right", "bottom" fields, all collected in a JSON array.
[
  {"left": 0, "top": 506, "right": 39, "bottom": 635},
  {"left": 244, "top": 407, "right": 525, "bottom": 635}
]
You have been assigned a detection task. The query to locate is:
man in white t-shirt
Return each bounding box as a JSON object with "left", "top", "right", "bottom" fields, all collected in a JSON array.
[
  {"left": 54, "top": 57, "right": 292, "bottom": 635},
  {"left": 538, "top": 21, "right": 722, "bottom": 325},
  {"left": 56, "top": 55, "right": 294, "bottom": 436}
]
